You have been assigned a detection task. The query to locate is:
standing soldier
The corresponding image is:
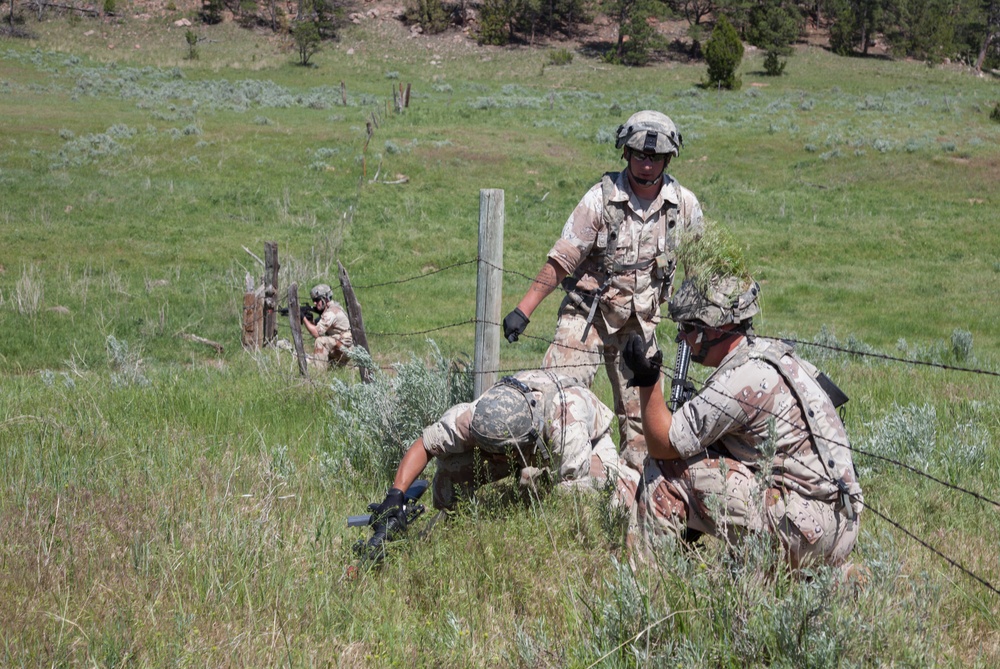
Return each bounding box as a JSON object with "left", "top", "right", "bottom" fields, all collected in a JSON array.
[
  {"left": 303, "top": 283, "right": 353, "bottom": 370},
  {"left": 365, "top": 370, "right": 640, "bottom": 546},
  {"left": 622, "top": 275, "right": 863, "bottom": 568},
  {"left": 503, "top": 110, "right": 704, "bottom": 468}
]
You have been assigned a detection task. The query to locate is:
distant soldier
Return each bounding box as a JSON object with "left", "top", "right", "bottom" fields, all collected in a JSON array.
[
  {"left": 502, "top": 110, "right": 704, "bottom": 469},
  {"left": 622, "top": 275, "right": 863, "bottom": 568},
  {"left": 367, "top": 370, "right": 640, "bottom": 540},
  {"left": 303, "top": 283, "right": 353, "bottom": 370}
]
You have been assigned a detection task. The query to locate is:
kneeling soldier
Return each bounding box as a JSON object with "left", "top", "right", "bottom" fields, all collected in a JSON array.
[{"left": 623, "top": 275, "right": 863, "bottom": 568}]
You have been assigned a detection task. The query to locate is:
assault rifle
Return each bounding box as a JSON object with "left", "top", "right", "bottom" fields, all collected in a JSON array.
[
  {"left": 669, "top": 339, "right": 695, "bottom": 412},
  {"left": 349, "top": 479, "right": 429, "bottom": 564},
  {"left": 278, "top": 303, "right": 321, "bottom": 325}
]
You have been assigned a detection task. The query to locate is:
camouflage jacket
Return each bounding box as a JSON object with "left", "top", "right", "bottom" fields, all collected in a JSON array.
[
  {"left": 316, "top": 301, "right": 352, "bottom": 346},
  {"left": 547, "top": 171, "right": 703, "bottom": 336},
  {"left": 668, "top": 338, "right": 862, "bottom": 509},
  {"left": 421, "top": 370, "right": 615, "bottom": 482}
]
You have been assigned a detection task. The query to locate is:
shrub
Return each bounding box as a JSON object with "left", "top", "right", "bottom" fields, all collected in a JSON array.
[
  {"left": 763, "top": 49, "right": 787, "bottom": 76},
  {"left": 991, "top": 102, "right": 1000, "bottom": 123},
  {"left": 293, "top": 21, "right": 321, "bottom": 66},
  {"left": 103, "top": 0, "right": 116, "bottom": 14},
  {"left": 326, "top": 343, "right": 472, "bottom": 484},
  {"left": 404, "top": 0, "right": 450, "bottom": 35},
  {"left": 200, "top": 0, "right": 224, "bottom": 25},
  {"left": 605, "top": 0, "right": 660, "bottom": 67},
  {"left": 185, "top": 29, "right": 199, "bottom": 60},
  {"left": 703, "top": 15, "right": 743, "bottom": 90},
  {"left": 478, "top": 0, "right": 517, "bottom": 46},
  {"left": 547, "top": 47, "right": 574, "bottom": 66}
]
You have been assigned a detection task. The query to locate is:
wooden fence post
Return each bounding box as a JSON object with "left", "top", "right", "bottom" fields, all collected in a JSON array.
[
  {"left": 338, "top": 261, "right": 373, "bottom": 383},
  {"left": 263, "top": 241, "right": 279, "bottom": 346},
  {"left": 288, "top": 282, "right": 308, "bottom": 376},
  {"left": 242, "top": 272, "right": 258, "bottom": 351},
  {"left": 474, "top": 189, "right": 504, "bottom": 398}
]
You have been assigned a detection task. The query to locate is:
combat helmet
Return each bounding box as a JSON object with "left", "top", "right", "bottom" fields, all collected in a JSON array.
[
  {"left": 310, "top": 283, "right": 334, "bottom": 302},
  {"left": 469, "top": 376, "right": 545, "bottom": 456},
  {"left": 668, "top": 274, "right": 760, "bottom": 329},
  {"left": 615, "top": 110, "right": 683, "bottom": 157}
]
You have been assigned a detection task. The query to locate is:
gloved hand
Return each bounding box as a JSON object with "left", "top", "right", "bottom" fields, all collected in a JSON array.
[
  {"left": 502, "top": 308, "right": 530, "bottom": 343},
  {"left": 623, "top": 334, "right": 662, "bottom": 388},
  {"left": 371, "top": 488, "right": 405, "bottom": 526}
]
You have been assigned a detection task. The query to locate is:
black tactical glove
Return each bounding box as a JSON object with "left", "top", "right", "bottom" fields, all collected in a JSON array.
[
  {"left": 623, "top": 334, "right": 662, "bottom": 388},
  {"left": 371, "top": 488, "right": 405, "bottom": 526},
  {"left": 360, "top": 488, "right": 407, "bottom": 563},
  {"left": 502, "top": 308, "right": 530, "bottom": 343}
]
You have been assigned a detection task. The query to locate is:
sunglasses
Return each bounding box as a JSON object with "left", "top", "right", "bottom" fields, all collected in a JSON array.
[
  {"left": 629, "top": 150, "right": 668, "bottom": 163},
  {"left": 678, "top": 321, "right": 708, "bottom": 335}
]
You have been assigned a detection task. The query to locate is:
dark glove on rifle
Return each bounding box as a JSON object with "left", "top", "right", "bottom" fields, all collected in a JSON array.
[
  {"left": 371, "top": 488, "right": 406, "bottom": 526},
  {"left": 623, "top": 334, "right": 662, "bottom": 388},
  {"left": 502, "top": 308, "right": 530, "bottom": 343}
]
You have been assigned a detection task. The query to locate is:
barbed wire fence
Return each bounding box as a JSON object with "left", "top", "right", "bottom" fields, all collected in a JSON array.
[{"left": 278, "top": 251, "right": 999, "bottom": 598}]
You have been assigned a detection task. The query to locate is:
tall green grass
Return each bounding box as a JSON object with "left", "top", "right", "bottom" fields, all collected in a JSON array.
[{"left": 1, "top": 12, "right": 998, "bottom": 667}]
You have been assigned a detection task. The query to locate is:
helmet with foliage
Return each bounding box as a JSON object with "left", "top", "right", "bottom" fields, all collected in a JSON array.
[
  {"left": 469, "top": 377, "right": 544, "bottom": 455},
  {"left": 668, "top": 275, "right": 760, "bottom": 328},
  {"left": 310, "top": 284, "right": 334, "bottom": 302},
  {"left": 615, "top": 110, "right": 683, "bottom": 157}
]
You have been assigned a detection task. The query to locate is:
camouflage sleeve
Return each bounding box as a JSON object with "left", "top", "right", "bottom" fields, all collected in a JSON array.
[
  {"left": 546, "top": 386, "right": 613, "bottom": 482},
  {"left": 670, "top": 360, "right": 780, "bottom": 458},
  {"left": 421, "top": 403, "right": 475, "bottom": 457},
  {"left": 547, "top": 182, "right": 604, "bottom": 275},
  {"left": 676, "top": 184, "right": 704, "bottom": 240}
]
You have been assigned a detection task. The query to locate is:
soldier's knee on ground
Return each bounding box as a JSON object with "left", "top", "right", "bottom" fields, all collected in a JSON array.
[{"left": 640, "top": 475, "right": 689, "bottom": 541}]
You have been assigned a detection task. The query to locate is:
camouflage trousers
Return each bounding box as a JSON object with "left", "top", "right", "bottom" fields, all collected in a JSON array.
[
  {"left": 309, "top": 336, "right": 351, "bottom": 370},
  {"left": 541, "top": 296, "right": 657, "bottom": 470},
  {"left": 639, "top": 453, "right": 861, "bottom": 568},
  {"left": 431, "top": 434, "right": 640, "bottom": 515}
]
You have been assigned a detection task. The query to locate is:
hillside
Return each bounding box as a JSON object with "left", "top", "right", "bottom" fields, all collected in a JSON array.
[{"left": 1, "top": 8, "right": 999, "bottom": 668}]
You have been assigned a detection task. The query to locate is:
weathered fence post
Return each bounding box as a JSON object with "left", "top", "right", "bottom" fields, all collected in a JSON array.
[
  {"left": 474, "top": 189, "right": 504, "bottom": 398},
  {"left": 242, "top": 272, "right": 258, "bottom": 351},
  {"left": 287, "top": 282, "right": 309, "bottom": 376},
  {"left": 263, "top": 241, "right": 279, "bottom": 346},
  {"left": 338, "top": 261, "right": 373, "bottom": 383}
]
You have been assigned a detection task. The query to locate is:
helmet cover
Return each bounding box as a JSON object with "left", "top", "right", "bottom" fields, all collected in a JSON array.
[
  {"left": 668, "top": 275, "right": 760, "bottom": 328},
  {"left": 310, "top": 284, "right": 334, "bottom": 302},
  {"left": 615, "top": 110, "right": 683, "bottom": 156},
  {"left": 469, "top": 377, "right": 543, "bottom": 454}
]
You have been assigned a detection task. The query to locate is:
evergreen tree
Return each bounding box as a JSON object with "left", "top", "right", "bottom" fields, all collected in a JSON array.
[
  {"left": 607, "top": 0, "right": 661, "bottom": 65},
  {"left": 704, "top": 14, "right": 744, "bottom": 88}
]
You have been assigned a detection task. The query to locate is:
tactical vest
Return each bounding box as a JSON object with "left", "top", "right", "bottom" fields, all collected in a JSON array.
[
  {"left": 713, "top": 339, "right": 859, "bottom": 518},
  {"left": 594, "top": 171, "right": 680, "bottom": 285}
]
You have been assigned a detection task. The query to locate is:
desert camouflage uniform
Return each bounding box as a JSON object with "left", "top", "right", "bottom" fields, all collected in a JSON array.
[
  {"left": 543, "top": 171, "right": 703, "bottom": 467},
  {"left": 311, "top": 301, "right": 353, "bottom": 369},
  {"left": 640, "top": 338, "right": 863, "bottom": 567},
  {"left": 419, "top": 370, "right": 640, "bottom": 512}
]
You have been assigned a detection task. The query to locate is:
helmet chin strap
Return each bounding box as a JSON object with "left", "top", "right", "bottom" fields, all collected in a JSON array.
[{"left": 628, "top": 163, "right": 664, "bottom": 187}]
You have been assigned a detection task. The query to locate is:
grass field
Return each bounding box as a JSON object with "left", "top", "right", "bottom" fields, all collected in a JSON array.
[{"left": 1, "top": 9, "right": 999, "bottom": 667}]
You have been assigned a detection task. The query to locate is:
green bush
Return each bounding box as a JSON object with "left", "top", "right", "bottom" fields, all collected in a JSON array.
[
  {"left": 478, "top": 0, "right": 517, "bottom": 45},
  {"left": 103, "top": 0, "right": 116, "bottom": 14},
  {"left": 293, "top": 20, "right": 321, "bottom": 66},
  {"left": 604, "top": 0, "right": 660, "bottom": 67},
  {"left": 404, "top": 0, "right": 451, "bottom": 35},
  {"left": 547, "top": 47, "right": 574, "bottom": 66},
  {"left": 200, "top": 0, "right": 224, "bottom": 25},
  {"left": 763, "top": 49, "right": 787, "bottom": 76},
  {"left": 703, "top": 15, "right": 743, "bottom": 89},
  {"left": 991, "top": 102, "right": 1000, "bottom": 123},
  {"left": 184, "top": 29, "right": 199, "bottom": 61}
]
